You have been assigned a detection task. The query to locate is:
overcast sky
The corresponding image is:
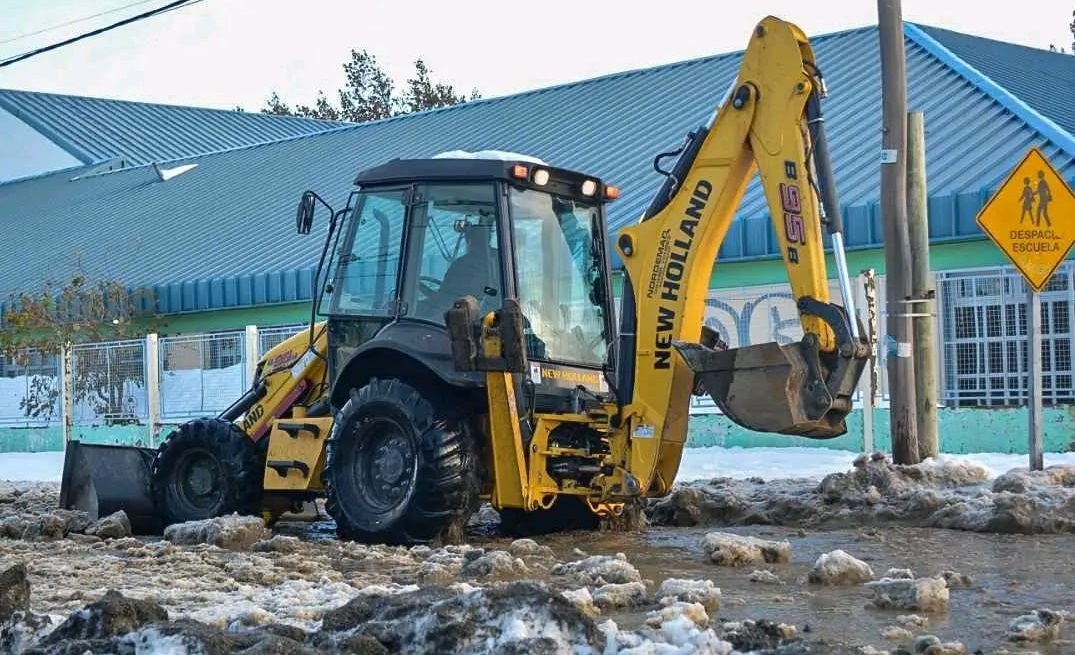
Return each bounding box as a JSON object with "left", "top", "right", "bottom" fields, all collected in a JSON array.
[{"left": 1, "top": 0, "right": 1072, "bottom": 112}]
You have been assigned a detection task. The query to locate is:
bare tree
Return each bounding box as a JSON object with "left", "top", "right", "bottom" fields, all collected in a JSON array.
[
  {"left": 246, "top": 49, "right": 479, "bottom": 122},
  {"left": 0, "top": 259, "right": 164, "bottom": 424}
]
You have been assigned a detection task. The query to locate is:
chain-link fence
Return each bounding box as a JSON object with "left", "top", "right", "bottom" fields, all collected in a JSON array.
[
  {"left": 937, "top": 263, "right": 1074, "bottom": 407},
  {"left": 159, "top": 330, "right": 247, "bottom": 420},
  {"left": 70, "top": 339, "right": 148, "bottom": 426},
  {"left": 0, "top": 349, "right": 62, "bottom": 427},
  {"left": 258, "top": 324, "right": 307, "bottom": 356}
]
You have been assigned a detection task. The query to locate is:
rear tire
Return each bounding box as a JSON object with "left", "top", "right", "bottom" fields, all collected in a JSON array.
[
  {"left": 323, "top": 378, "right": 479, "bottom": 546},
  {"left": 150, "top": 418, "right": 265, "bottom": 526}
]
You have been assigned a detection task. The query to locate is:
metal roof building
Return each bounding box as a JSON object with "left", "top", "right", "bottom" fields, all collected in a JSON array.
[
  {"left": 1, "top": 21, "right": 1073, "bottom": 317},
  {"left": 0, "top": 88, "right": 344, "bottom": 181}
]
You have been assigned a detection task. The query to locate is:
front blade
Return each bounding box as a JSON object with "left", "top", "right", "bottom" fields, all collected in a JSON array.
[
  {"left": 59, "top": 441, "right": 163, "bottom": 534},
  {"left": 673, "top": 340, "right": 849, "bottom": 438}
]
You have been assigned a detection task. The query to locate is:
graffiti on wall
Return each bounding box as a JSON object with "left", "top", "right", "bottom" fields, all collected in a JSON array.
[{"left": 701, "top": 281, "right": 843, "bottom": 349}]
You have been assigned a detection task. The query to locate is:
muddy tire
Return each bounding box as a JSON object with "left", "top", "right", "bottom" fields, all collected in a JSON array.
[
  {"left": 499, "top": 495, "right": 600, "bottom": 538},
  {"left": 150, "top": 418, "right": 265, "bottom": 526},
  {"left": 323, "top": 378, "right": 479, "bottom": 546}
]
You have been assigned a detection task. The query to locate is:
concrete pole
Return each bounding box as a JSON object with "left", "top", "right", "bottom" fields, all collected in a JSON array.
[
  {"left": 1028, "top": 288, "right": 1044, "bottom": 471},
  {"left": 907, "top": 112, "right": 939, "bottom": 459},
  {"left": 878, "top": 0, "right": 919, "bottom": 464}
]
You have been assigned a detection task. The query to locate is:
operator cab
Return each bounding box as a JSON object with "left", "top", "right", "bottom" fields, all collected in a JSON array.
[{"left": 302, "top": 150, "right": 621, "bottom": 414}]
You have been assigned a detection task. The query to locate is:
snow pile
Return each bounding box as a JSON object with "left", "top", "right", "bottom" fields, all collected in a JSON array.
[
  {"left": 808, "top": 549, "right": 875, "bottom": 586},
  {"left": 0, "top": 506, "right": 132, "bottom": 542},
  {"left": 0, "top": 560, "right": 815, "bottom": 655},
  {"left": 655, "top": 578, "right": 722, "bottom": 611},
  {"left": 648, "top": 453, "right": 1075, "bottom": 534},
  {"left": 313, "top": 580, "right": 603, "bottom": 654},
  {"left": 601, "top": 601, "right": 736, "bottom": 654},
  {"left": 865, "top": 576, "right": 950, "bottom": 613},
  {"left": 592, "top": 582, "right": 648, "bottom": 610},
  {"left": 1006, "top": 608, "right": 1065, "bottom": 643},
  {"left": 0, "top": 483, "right": 58, "bottom": 516},
  {"left": 701, "top": 532, "right": 791, "bottom": 567},
  {"left": 602, "top": 601, "right": 805, "bottom": 655},
  {"left": 748, "top": 569, "right": 784, "bottom": 585},
  {"left": 163, "top": 515, "right": 270, "bottom": 550},
  {"left": 0, "top": 564, "right": 30, "bottom": 624},
  {"left": 550, "top": 553, "right": 642, "bottom": 586},
  {"left": 912, "top": 635, "right": 967, "bottom": 654}
]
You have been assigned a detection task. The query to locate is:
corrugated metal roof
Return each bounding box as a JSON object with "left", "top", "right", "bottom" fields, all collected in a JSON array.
[
  {"left": 0, "top": 88, "right": 346, "bottom": 166},
  {"left": 913, "top": 24, "right": 1075, "bottom": 137},
  {"left": 1, "top": 22, "right": 1073, "bottom": 315}
]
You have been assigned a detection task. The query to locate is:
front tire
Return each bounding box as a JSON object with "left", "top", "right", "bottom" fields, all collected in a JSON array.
[
  {"left": 150, "top": 418, "right": 265, "bottom": 526},
  {"left": 323, "top": 378, "right": 479, "bottom": 546}
]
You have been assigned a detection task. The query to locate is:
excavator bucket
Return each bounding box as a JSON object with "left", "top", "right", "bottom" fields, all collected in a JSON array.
[
  {"left": 674, "top": 338, "right": 866, "bottom": 439},
  {"left": 58, "top": 441, "right": 163, "bottom": 535}
]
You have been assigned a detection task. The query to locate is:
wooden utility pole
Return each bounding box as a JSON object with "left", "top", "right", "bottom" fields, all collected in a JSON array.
[
  {"left": 877, "top": 0, "right": 919, "bottom": 464},
  {"left": 907, "top": 111, "right": 939, "bottom": 459}
]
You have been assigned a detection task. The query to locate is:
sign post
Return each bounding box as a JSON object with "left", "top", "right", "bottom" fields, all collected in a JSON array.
[{"left": 975, "top": 147, "right": 1075, "bottom": 471}]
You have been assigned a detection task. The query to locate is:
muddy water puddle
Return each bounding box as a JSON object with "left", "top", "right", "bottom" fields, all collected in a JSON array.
[{"left": 468, "top": 523, "right": 1075, "bottom": 654}]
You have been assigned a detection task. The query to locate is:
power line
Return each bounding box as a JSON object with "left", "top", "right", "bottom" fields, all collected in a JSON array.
[
  {"left": 0, "top": 0, "right": 160, "bottom": 46},
  {"left": 0, "top": 0, "right": 206, "bottom": 69}
]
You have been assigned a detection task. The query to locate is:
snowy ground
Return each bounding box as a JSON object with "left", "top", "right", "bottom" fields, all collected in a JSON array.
[
  {"left": 2, "top": 448, "right": 1074, "bottom": 654},
  {"left": 3, "top": 445, "right": 1073, "bottom": 484}
]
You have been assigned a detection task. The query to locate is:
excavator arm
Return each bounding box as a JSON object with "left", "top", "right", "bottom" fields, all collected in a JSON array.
[{"left": 613, "top": 16, "right": 871, "bottom": 496}]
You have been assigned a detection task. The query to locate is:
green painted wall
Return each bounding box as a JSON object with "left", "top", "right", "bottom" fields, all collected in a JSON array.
[
  {"left": 704, "top": 237, "right": 1074, "bottom": 290},
  {"left": 685, "top": 405, "right": 1075, "bottom": 454},
  {"left": 0, "top": 422, "right": 186, "bottom": 453},
  {"left": 156, "top": 302, "right": 311, "bottom": 336}
]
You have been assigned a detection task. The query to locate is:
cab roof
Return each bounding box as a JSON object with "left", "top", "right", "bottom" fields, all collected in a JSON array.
[{"left": 353, "top": 152, "right": 607, "bottom": 190}]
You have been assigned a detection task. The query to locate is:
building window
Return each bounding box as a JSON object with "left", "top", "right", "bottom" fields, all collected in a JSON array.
[{"left": 937, "top": 263, "right": 1074, "bottom": 407}]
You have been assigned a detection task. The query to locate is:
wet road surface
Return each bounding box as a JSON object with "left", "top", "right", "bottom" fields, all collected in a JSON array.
[{"left": 466, "top": 521, "right": 1075, "bottom": 654}]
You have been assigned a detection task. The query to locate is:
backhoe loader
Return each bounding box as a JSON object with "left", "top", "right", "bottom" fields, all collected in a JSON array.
[{"left": 58, "top": 15, "right": 870, "bottom": 544}]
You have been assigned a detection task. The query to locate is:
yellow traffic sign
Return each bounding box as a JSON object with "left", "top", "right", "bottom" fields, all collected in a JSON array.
[{"left": 976, "top": 146, "right": 1075, "bottom": 292}]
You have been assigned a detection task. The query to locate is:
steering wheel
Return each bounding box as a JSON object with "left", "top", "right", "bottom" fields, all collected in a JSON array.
[{"left": 416, "top": 275, "right": 442, "bottom": 299}]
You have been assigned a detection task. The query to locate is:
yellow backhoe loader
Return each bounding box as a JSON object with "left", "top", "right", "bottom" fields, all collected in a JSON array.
[{"left": 59, "top": 15, "right": 870, "bottom": 544}]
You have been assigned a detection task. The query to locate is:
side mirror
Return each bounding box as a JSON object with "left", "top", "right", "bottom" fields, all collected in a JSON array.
[{"left": 296, "top": 190, "right": 326, "bottom": 235}]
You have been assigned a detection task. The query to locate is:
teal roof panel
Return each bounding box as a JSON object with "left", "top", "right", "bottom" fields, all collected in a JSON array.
[
  {"left": 0, "top": 89, "right": 346, "bottom": 166},
  {"left": 913, "top": 24, "right": 1075, "bottom": 137}
]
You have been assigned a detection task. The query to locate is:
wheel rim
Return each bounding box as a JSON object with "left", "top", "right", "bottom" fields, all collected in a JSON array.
[
  {"left": 170, "top": 448, "right": 224, "bottom": 515},
  {"left": 353, "top": 417, "right": 417, "bottom": 514}
]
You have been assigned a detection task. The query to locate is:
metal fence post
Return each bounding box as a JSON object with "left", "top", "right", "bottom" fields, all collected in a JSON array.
[
  {"left": 146, "top": 333, "right": 161, "bottom": 446},
  {"left": 859, "top": 269, "right": 879, "bottom": 453},
  {"left": 245, "top": 325, "right": 259, "bottom": 386},
  {"left": 62, "top": 343, "right": 73, "bottom": 448}
]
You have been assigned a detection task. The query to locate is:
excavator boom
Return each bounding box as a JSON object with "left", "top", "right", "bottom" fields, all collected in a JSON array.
[{"left": 614, "top": 16, "right": 871, "bottom": 495}]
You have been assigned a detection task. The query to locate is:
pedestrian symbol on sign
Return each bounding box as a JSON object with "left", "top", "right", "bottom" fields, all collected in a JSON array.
[
  {"left": 1019, "top": 172, "right": 1054, "bottom": 227},
  {"left": 1035, "top": 171, "right": 1051, "bottom": 226}
]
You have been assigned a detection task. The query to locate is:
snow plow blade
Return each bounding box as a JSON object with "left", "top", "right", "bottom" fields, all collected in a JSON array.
[
  {"left": 59, "top": 441, "right": 163, "bottom": 535},
  {"left": 673, "top": 337, "right": 866, "bottom": 439}
]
